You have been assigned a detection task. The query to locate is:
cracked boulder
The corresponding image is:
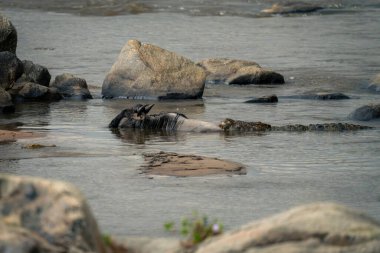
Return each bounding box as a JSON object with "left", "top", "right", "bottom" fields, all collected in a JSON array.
[
  {"left": 195, "top": 202, "right": 380, "bottom": 253},
  {"left": 0, "top": 174, "right": 107, "bottom": 253},
  {"left": 102, "top": 39, "right": 206, "bottom": 99}
]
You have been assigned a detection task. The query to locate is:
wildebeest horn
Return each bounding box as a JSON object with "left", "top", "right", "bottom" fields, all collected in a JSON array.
[{"left": 137, "top": 104, "right": 154, "bottom": 116}]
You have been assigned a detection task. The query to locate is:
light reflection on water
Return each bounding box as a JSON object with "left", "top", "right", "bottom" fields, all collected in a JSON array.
[{"left": 0, "top": 7, "right": 379, "bottom": 236}]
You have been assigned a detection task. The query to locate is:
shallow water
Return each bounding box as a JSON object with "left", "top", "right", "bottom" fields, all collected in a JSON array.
[{"left": 0, "top": 3, "right": 380, "bottom": 236}]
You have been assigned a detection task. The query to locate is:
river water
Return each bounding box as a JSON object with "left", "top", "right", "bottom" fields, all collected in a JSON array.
[{"left": 0, "top": 1, "right": 380, "bottom": 236}]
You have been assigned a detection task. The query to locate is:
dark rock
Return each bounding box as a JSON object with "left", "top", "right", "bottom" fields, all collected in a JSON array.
[
  {"left": 349, "top": 104, "right": 380, "bottom": 121},
  {"left": 0, "top": 51, "right": 23, "bottom": 90},
  {"left": 261, "top": 2, "right": 324, "bottom": 15},
  {"left": 0, "top": 174, "right": 107, "bottom": 253},
  {"left": 284, "top": 92, "right": 350, "bottom": 100},
  {"left": 0, "top": 15, "right": 17, "bottom": 54},
  {"left": 51, "top": 73, "right": 92, "bottom": 99},
  {"left": 198, "top": 58, "right": 284, "bottom": 85},
  {"left": 17, "top": 60, "right": 51, "bottom": 86},
  {"left": 102, "top": 39, "right": 206, "bottom": 99},
  {"left": 245, "top": 95, "right": 278, "bottom": 103},
  {"left": 9, "top": 82, "right": 62, "bottom": 102},
  {"left": 227, "top": 66, "right": 285, "bottom": 85},
  {"left": 0, "top": 87, "right": 15, "bottom": 113}
]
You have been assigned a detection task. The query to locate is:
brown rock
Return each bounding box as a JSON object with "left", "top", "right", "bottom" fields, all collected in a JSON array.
[
  {"left": 51, "top": 73, "right": 92, "bottom": 99},
  {"left": 0, "top": 129, "right": 43, "bottom": 143},
  {"left": 226, "top": 65, "right": 285, "bottom": 85},
  {"left": 0, "top": 174, "right": 107, "bottom": 253},
  {"left": 102, "top": 39, "right": 206, "bottom": 99},
  {"left": 141, "top": 151, "right": 246, "bottom": 177},
  {"left": 0, "top": 51, "right": 23, "bottom": 90},
  {"left": 0, "top": 15, "right": 17, "bottom": 54},
  {"left": 9, "top": 82, "right": 62, "bottom": 101},
  {"left": 195, "top": 203, "right": 380, "bottom": 253}
]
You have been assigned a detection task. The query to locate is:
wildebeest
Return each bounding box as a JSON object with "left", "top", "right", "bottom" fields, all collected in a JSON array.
[{"left": 109, "top": 104, "right": 221, "bottom": 132}]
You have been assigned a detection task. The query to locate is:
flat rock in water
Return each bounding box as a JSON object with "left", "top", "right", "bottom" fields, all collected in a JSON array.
[
  {"left": 141, "top": 151, "right": 246, "bottom": 177},
  {"left": 349, "top": 104, "right": 380, "bottom": 121},
  {"left": 245, "top": 95, "right": 278, "bottom": 103}
]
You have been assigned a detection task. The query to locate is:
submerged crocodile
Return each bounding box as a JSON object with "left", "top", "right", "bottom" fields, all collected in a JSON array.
[{"left": 109, "top": 104, "right": 372, "bottom": 132}]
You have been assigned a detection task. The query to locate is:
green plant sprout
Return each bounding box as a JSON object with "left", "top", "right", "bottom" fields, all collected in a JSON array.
[{"left": 164, "top": 211, "right": 224, "bottom": 247}]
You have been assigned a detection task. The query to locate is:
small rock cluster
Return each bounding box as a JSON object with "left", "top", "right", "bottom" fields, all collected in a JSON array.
[{"left": 0, "top": 15, "right": 92, "bottom": 114}]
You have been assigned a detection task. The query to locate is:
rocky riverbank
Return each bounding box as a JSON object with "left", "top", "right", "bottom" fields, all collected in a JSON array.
[{"left": 1, "top": 174, "right": 380, "bottom": 253}]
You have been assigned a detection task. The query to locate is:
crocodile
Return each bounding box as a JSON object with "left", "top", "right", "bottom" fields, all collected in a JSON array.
[{"left": 109, "top": 104, "right": 373, "bottom": 133}]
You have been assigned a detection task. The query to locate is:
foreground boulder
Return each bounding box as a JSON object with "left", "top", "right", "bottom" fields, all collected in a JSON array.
[
  {"left": 0, "top": 87, "right": 15, "bottom": 113},
  {"left": 17, "top": 60, "right": 51, "bottom": 86},
  {"left": 102, "top": 39, "right": 206, "bottom": 99},
  {"left": 349, "top": 104, "right": 380, "bottom": 121},
  {"left": 197, "top": 58, "right": 284, "bottom": 85},
  {"left": 0, "top": 51, "right": 23, "bottom": 90},
  {"left": 0, "top": 174, "right": 107, "bottom": 253},
  {"left": 261, "top": 2, "right": 324, "bottom": 15},
  {"left": 196, "top": 202, "right": 380, "bottom": 253},
  {"left": 0, "top": 15, "right": 17, "bottom": 54},
  {"left": 51, "top": 73, "right": 93, "bottom": 99}
]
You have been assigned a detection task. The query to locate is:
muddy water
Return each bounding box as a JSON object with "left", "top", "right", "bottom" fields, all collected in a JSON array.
[{"left": 0, "top": 2, "right": 379, "bottom": 236}]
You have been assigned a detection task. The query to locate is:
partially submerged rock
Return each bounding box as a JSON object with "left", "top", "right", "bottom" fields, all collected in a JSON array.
[
  {"left": 0, "top": 129, "right": 42, "bottom": 143},
  {"left": 197, "top": 58, "right": 284, "bottom": 85},
  {"left": 9, "top": 81, "right": 62, "bottom": 102},
  {"left": 284, "top": 92, "right": 350, "bottom": 100},
  {"left": 0, "top": 51, "right": 23, "bottom": 90},
  {"left": 261, "top": 2, "right": 324, "bottom": 15},
  {"left": 195, "top": 202, "right": 380, "bottom": 253},
  {"left": 102, "top": 39, "right": 206, "bottom": 99},
  {"left": 0, "top": 174, "right": 107, "bottom": 253},
  {"left": 17, "top": 60, "right": 51, "bottom": 86},
  {"left": 51, "top": 73, "right": 92, "bottom": 99},
  {"left": 141, "top": 151, "right": 246, "bottom": 177},
  {"left": 245, "top": 95, "right": 278, "bottom": 103},
  {"left": 0, "top": 15, "right": 17, "bottom": 54},
  {"left": 349, "top": 104, "right": 380, "bottom": 121},
  {"left": 0, "top": 87, "right": 15, "bottom": 114}
]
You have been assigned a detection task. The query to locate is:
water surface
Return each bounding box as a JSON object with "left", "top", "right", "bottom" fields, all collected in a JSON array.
[{"left": 0, "top": 3, "right": 379, "bottom": 236}]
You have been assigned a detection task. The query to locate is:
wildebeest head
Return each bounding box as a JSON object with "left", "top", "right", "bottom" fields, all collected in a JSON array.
[{"left": 108, "top": 104, "right": 155, "bottom": 128}]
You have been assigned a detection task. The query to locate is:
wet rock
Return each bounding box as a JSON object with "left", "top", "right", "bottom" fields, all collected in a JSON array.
[
  {"left": 0, "top": 15, "right": 17, "bottom": 54},
  {"left": 349, "top": 104, "right": 380, "bottom": 121},
  {"left": 195, "top": 202, "right": 380, "bottom": 253},
  {"left": 227, "top": 66, "right": 285, "bottom": 85},
  {"left": 198, "top": 58, "right": 284, "bottom": 85},
  {"left": 284, "top": 92, "right": 350, "bottom": 100},
  {"left": 51, "top": 73, "right": 92, "bottom": 99},
  {"left": 197, "top": 58, "right": 260, "bottom": 84},
  {"left": 245, "top": 95, "right": 278, "bottom": 103},
  {"left": 102, "top": 39, "right": 206, "bottom": 99},
  {"left": 261, "top": 2, "right": 324, "bottom": 15},
  {"left": 17, "top": 60, "right": 51, "bottom": 86},
  {"left": 0, "top": 174, "right": 107, "bottom": 253},
  {"left": 0, "top": 51, "right": 23, "bottom": 90},
  {"left": 9, "top": 82, "right": 62, "bottom": 102},
  {"left": 0, "top": 87, "right": 15, "bottom": 113}
]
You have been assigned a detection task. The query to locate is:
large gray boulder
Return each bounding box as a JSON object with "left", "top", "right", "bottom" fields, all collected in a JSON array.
[
  {"left": 197, "top": 58, "right": 284, "bottom": 85},
  {"left": 17, "top": 60, "right": 51, "bottom": 86},
  {"left": 0, "top": 51, "right": 23, "bottom": 90},
  {"left": 349, "top": 104, "right": 380, "bottom": 121},
  {"left": 0, "top": 87, "right": 15, "bottom": 113},
  {"left": 102, "top": 39, "right": 206, "bottom": 99},
  {"left": 51, "top": 73, "right": 92, "bottom": 99},
  {"left": 0, "top": 15, "right": 17, "bottom": 54},
  {"left": 196, "top": 202, "right": 380, "bottom": 253},
  {"left": 0, "top": 174, "right": 107, "bottom": 253}
]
